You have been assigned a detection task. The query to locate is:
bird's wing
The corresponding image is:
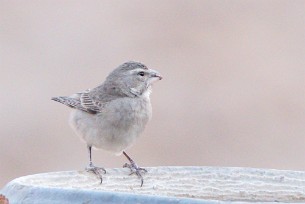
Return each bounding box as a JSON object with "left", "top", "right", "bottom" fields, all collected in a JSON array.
[
  {"left": 79, "top": 91, "right": 102, "bottom": 113},
  {"left": 52, "top": 89, "right": 103, "bottom": 114}
]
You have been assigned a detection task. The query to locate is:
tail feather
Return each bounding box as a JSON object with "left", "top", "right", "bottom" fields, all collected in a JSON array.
[
  {"left": 51, "top": 96, "right": 65, "bottom": 104},
  {"left": 51, "top": 96, "right": 80, "bottom": 109},
  {"left": 51, "top": 96, "right": 97, "bottom": 114}
]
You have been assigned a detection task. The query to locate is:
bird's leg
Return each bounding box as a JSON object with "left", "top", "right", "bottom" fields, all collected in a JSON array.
[
  {"left": 85, "top": 145, "right": 106, "bottom": 183},
  {"left": 122, "top": 151, "right": 147, "bottom": 187}
]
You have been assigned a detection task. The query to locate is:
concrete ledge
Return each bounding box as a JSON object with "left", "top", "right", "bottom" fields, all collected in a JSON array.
[{"left": 2, "top": 166, "right": 305, "bottom": 203}]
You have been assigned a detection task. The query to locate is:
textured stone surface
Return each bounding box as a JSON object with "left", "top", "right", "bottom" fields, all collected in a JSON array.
[{"left": 2, "top": 166, "right": 305, "bottom": 203}]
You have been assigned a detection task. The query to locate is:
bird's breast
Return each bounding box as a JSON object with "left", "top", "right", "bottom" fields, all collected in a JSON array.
[
  {"left": 69, "top": 97, "right": 152, "bottom": 153},
  {"left": 97, "top": 97, "right": 151, "bottom": 134}
]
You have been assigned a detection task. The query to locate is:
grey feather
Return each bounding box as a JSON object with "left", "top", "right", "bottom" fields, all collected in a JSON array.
[{"left": 51, "top": 94, "right": 99, "bottom": 114}]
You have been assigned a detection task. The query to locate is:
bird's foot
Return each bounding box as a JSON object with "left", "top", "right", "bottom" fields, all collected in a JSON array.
[
  {"left": 123, "top": 161, "right": 147, "bottom": 187},
  {"left": 86, "top": 163, "right": 106, "bottom": 184}
]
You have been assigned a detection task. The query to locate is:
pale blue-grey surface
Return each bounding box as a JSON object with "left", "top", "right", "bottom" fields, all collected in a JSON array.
[
  {"left": 2, "top": 167, "right": 305, "bottom": 203},
  {"left": 1, "top": 181, "right": 220, "bottom": 204}
]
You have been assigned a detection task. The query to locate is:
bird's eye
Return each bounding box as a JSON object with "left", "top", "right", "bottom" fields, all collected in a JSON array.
[{"left": 138, "top": 71, "right": 145, "bottom": 76}]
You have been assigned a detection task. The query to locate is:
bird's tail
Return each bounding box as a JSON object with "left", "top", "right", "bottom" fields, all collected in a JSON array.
[
  {"left": 51, "top": 96, "right": 80, "bottom": 109},
  {"left": 51, "top": 96, "right": 68, "bottom": 104},
  {"left": 52, "top": 94, "right": 97, "bottom": 114}
]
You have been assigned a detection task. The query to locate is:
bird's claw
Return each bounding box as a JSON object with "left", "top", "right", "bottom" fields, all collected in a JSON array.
[
  {"left": 86, "top": 163, "right": 106, "bottom": 184},
  {"left": 123, "top": 162, "right": 147, "bottom": 187}
]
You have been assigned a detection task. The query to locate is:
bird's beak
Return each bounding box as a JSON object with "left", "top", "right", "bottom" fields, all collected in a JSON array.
[
  {"left": 147, "top": 69, "right": 162, "bottom": 86},
  {"left": 153, "top": 73, "right": 163, "bottom": 80},
  {"left": 149, "top": 69, "right": 163, "bottom": 80}
]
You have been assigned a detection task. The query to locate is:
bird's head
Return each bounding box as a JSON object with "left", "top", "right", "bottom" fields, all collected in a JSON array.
[{"left": 105, "top": 61, "right": 162, "bottom": 97}]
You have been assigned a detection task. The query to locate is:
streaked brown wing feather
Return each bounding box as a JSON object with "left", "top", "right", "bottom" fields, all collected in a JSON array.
[{"left": 80, "top": 92, "right": 101, "bottom": 113}]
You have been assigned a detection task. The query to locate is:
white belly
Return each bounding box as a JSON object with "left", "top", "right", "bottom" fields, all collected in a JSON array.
[{"left": 69, "top": 97, "right": 152, "bottom": 155}]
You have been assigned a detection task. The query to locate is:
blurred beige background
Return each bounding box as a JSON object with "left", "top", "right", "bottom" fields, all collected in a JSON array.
[{"left": 1, "top": 0, "right": 305, "bottom": 188}]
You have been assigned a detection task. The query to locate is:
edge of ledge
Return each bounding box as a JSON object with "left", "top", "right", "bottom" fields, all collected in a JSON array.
[{"left": 2, "top": 166, "right": 305, "bottom": 203}]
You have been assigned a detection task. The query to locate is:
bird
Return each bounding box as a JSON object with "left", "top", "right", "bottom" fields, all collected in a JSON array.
[{"left": 51, "top": 61, "right": 162, "bottom": 186}]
